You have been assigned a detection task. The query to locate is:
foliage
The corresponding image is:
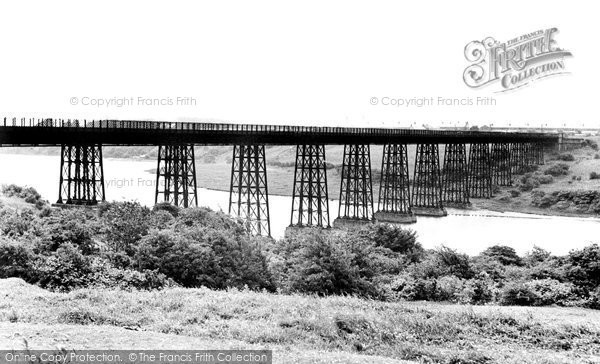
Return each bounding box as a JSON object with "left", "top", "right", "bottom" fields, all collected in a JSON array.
[
  {"left": 135, "top": 225, "right": 274, "bottom": 291},
  {"left": 1, "top": 184, "right": 47, "bottom": 209},
  {"left": 0, "top": 185, "right": 599, "bottom": 309},
  {"left": 556, "top": 153, "right": 575, "bottom": 162},
  {"left": 480, "top": 245, "right": 522, "bottom": 266},
  {"left": 98, "top": 202, "right": 151, "bottom": 263},
  {"left": 544, "top": 163, "right": 570, "bottom": 177}
]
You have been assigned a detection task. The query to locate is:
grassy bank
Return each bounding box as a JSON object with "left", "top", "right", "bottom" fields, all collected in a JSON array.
[{"left": 1, "top": 278, "right": 599, "bottom": 363}]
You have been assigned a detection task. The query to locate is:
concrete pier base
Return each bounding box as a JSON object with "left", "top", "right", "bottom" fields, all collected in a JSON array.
[
  {"left": 412, "top": 207, "right": 448, "bottom": 217},
  {"left": 374, "top": 211, "right": 417, "bottom": 224},
  {"left": 332, "top": 217, "right": 375, "bottom": 229}
]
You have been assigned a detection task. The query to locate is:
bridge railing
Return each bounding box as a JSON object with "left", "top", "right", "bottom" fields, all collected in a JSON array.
[{"left": 1, "top": 117, "right": 555, "bottom": 140}]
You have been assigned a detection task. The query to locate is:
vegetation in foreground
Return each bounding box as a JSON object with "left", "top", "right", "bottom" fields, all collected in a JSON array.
[
  {"left": 1, "top": 184, "right": 599, "bottom": 310},
  {"left": 1, "top": 278, "right": 600, "bottom": 364},
  {"left": 1, "top": 185, "right": 600, "bottom": 363}
]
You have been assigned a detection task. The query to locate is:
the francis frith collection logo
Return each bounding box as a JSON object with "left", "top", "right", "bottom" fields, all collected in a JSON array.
[{"left": 463, "top": 28, "right": 572, "bottom": 92}]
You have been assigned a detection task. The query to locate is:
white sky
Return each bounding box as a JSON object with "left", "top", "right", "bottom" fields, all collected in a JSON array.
[{"left": 0, "top": 1, "right": 597, "bottom": 128}]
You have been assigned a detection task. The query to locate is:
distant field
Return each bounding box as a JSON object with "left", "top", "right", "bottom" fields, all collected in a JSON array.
[{"left": 1, "top": 278, "right": 599, "bottom": 363}]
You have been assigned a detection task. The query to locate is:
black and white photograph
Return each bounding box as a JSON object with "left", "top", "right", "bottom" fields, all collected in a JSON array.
[{"left": 0, "top": 1, "right": 599, "bottom": 363}]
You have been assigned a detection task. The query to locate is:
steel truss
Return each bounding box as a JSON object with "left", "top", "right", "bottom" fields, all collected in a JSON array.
[
  {"left": 229, "top": 144, "right": 270, "bottom": 236},
  {"left": 534, "top": 142, "right": 545, "bottom": 165},
  {"left": 490, "top": 143, "right": 512, "bottom": 186},
  {"left": 290, "top": 144, "right": 330, "bottom": 228},
  {"left": 468, "top": 143, "right": 492, "bottom": 198},
  {"left": 57, "top": 144, "right": 105, "bottom": 205},
  {"left": 338, "top": 144, "right": 374, "bottom": 220},
  {"left": 510, "top": 143, "right": 526, "bottom": 174},
  {"left": 155, "top": 144, "right": 198, "bottom": 208},
  {"left": 377, "top": 144, "right": 413, "bottom": 215},
  {"left": 441, "top": 143, "right": 470, "bottom": 205},
  {"left": 411, "top": 144, "right": 444, "bottom": 211}
]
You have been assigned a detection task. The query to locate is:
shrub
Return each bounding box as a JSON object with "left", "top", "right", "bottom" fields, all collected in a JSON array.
[
  {"left": 99, "top": 202, "right": 152, "bottom": 262},
  {"left": 500, "top": 282, "right": 537, "bottom": 306},
  {"left": 152, "top": 202, "right": 181, "bottom": 217},
  {"left": 34, "top": 243, "right": 94, "bottom": 291},
  {"left": 544, "top": 163, "right": 570, "bottom": 177},
  {"left": 481, "top": 245, "right": 522, "bottom": 266},
  {"left": 271, "top": 228, "right": 406, "bottom": 298},
  {"left": 1, "top": 184, "right": 46, "bottom": 209},
  {"left": 409, "top": 246, "right": 474, "bottom": 280},
  {"left": 361, "top": 224, "right": 423, "bottom": 262},
  {"left": 566, "top": 244, "right": 600, "bottom": 291},
  {"left": 525, "top": 279, "right": 578, "bottom": 306},
  {"left": 0, "top": 238, "right": 35, "bottom": 280},
  {"left": 458, "top": 272, "right": 496, "bottom": 304},
  {"left": 38, "top": 209, "right": 97, "bottom": 255},
  {"left": 556, "top": 153, "right": 575, "bottom": 161},
  {"left": 515, "top": 173, "right": 540, "bottom": 192},
  {"left": 135, "top": 228, "right": 274, "bottom": 291},
  {"left": 89, "top": 259, "right": 174, "bottom": 290},
  {"left": 590, "top": 172, "right": 600, "bottom": 180},
  {"left": 509, "top": 190, "right": 521, "bottom": 197},
  {"left": 583, "top": 139, "right": 599, "bottom": 150},
  {"left": 594, "top": 153, "right": 600, "bottom": 160},
  {"left": 0, "top": 210, "right": 37, "bottom": 237}
]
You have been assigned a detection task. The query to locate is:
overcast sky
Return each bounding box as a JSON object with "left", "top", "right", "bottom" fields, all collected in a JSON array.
[{"left": 0, "top": 1, "right": 596, "bottom": 128}]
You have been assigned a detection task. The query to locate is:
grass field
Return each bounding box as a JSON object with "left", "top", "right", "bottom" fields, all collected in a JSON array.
[{"left": 1, "top": 278, "right": 599, "bottom": 363}]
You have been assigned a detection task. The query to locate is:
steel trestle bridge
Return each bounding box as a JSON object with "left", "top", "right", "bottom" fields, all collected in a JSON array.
[{"left": 0, "top": 117, "right": 560, "bottom": 236}]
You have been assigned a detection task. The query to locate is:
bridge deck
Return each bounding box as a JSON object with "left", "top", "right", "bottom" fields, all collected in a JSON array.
[{"left": 0, "top": 118, "right": 559, "bottom": 146}]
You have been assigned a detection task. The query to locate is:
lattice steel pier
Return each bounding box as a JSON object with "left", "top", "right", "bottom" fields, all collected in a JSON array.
[
  {"left": 155, "top": 144, "right": 198, "bottom": 208},
  {"left": 229, "top": 144, "right": 271, "bottom": 236},
  {"left": 333, "top": 144, "right": 375, "bottom": 227},
  {"left": 490, "top": 143, "right": 512, "bottom": 187},
  {"left": 441, "top": 143, "right": 470, "bottom": 207},
  {"left": 468, "top": 143, "right": 492, "bottom": 198},
  {"left": 57, "top": 144, "right": 105, "bottom": 205},
  {"left": 289, "top": 144, "right": 330, "bottom": 228},
  {"left": 375, "top": 144, "right": 416, "bottom": 223},
  {"left": 411, "top": 143, "right": 447, "bottom": 216}
]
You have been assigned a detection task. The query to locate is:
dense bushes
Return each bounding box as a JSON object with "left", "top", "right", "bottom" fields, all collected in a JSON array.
[
  {"left": 268, "top": 225, "right": 419, "bottom": 298},
  {"left": 0, "top": 190, "right": 599, "bottom": 308},
  {"left": 514, "top": 172, "right": 553, "bottom": 192},
  {"left": 555, "top": 153, "right": 575, "bottom": 162},
  {"left": 531, "top": 190, "right": 600, "bottom": 213},
  {"left": 544, "top": 163, "right": 570, "bottom": 177},
  {"left": 1, "top": 184, "right": 47, "bottom": 209}
]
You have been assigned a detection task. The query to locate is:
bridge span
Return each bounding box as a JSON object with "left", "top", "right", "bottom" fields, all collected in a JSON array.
[{"left": 0, "top": 117, "right": 560, "bottom": 236}]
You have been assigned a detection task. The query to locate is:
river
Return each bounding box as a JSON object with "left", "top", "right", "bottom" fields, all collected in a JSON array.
[{"left": 0, "top": 153, "right": 598, "bottom": 255}]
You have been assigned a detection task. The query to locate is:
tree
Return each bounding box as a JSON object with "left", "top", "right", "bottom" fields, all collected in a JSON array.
[{"left": 480, "top": 245, "right": 522, "bottom": 266}]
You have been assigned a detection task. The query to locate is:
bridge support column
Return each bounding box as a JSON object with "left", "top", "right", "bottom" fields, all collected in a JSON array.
[
  {"left": 155, "top": 144, "right": 198, "bottom": 208},
  {"left": 468, "top": 143, "right": 492, "bottom": 198},
  {"left": 411, "top": 144, "right": 446, "bottom": 216},
  {"left": 229, "top": 145, "right": 270, "bottom": 236},
  {"left": 491, "top": 143, "right": 512, "bottom": 186},
  {"left": 510, "top": 143, "right": 526, "bottom": 174},
  {"left": 333, "top": 144, "right": 374, "bottom": 228},
  {"left": 441, "top": 143, "right": 470, "bottom": 207},
  {"left": 535, "top": 142, "right": 545, "bottom": 165},
  {"left": 57, "top": 144, "right": 105, "bottom": 205},
  {"left": 375, "top": 144, "right": 416, "bottom": 223},
  {"left": 289, "top": 144, "right": 330, "bottom": 229}
]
